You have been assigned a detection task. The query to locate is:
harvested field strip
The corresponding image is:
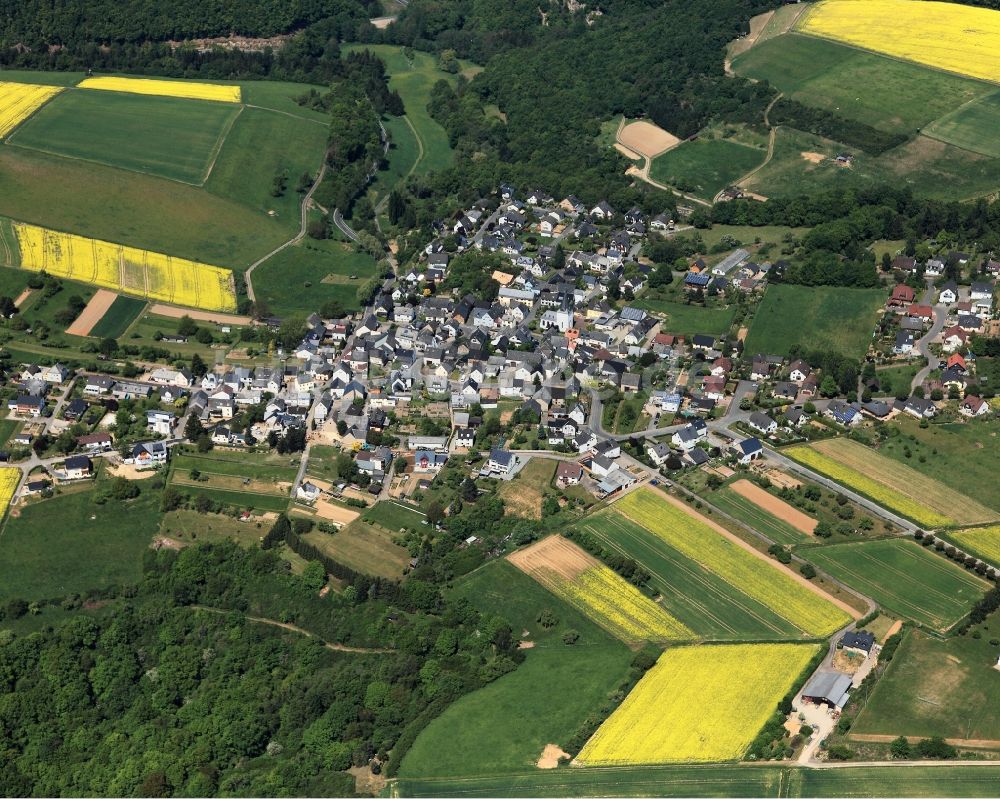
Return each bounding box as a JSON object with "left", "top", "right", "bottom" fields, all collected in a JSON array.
[
  {"left": 729, "top": 480, "right": 815, "bottom": 533},
  {"left": 616, "top": 488, "right": 854, "bottom": 636},
  {"left": 581, "top": 511, "right": 800, "bottom": 639},
  {"left": 806, "top": 539, "right": 986, "bottom": 632},
  {"left": 951, "top": 526, "right": 1000, "bottom": 568},
  {"left": 576, "top": 643, "right": 820, "bottom": 765},
  {"left": 78, "top": 76, "right": 241, "bottom": 103},
  {"left": 788, "top": 438, "right": 996, "bottom": 526},
  {"left": 617, "top": 119, "right": 681, "bottom": 159},
  {"left": 13, "top": 221, "right": 237, "bottom": 312},
  {"left": 0, "top": 82, "right": 62, "bottom": 138},
  {"left": 508, "top": 536, "right": 693, "bottom": 644},
  {"left": 64, "top": 288, "right": 118, "bottom": 337}
]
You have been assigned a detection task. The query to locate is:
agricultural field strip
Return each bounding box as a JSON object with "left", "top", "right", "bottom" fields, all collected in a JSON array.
[
  {"left": 806, "top": 542, "right": 985, "bottom": 629},
  {"left": 951, "top": 526, "right": 1000, "bottom": 567},
  {"left": 582, "top": 512, "right": 793, "bottom": 637},
  {"left": 77, "top": 76, "right": 241, "bottom": 103},
  {"left": 507, "top": 535, "right": 693, "bottom": 644},
  {"left": 576, "top": 643, "right": 820, "bottom": 765},
  {"left": 711, "top": 489, "right": 808, "bottom": 546},
  {"left": 796, "top": 0, "right": 1000, "bottom": 85},
  {"left": 13, "top": 221, "right": 237, "bottom": 312},
  {"left": 171, "top": 472, "right": 291, "bottom": 497},
  {"left": 0, "top": 82, "right": 64, "bottom": 138},
  {"left": 784, "top": 444, "right": 953, "bottom": 527},
  {"left": 809, "top": 438, "right": 999, "bottom": 525},
  {"left": 616, "top": 489, "right": 852, "bottom": 636},
  {"left": 0, "top": 467, "right": 20, "bottom": 512},
  {"left": 171, "top": 454, "right": 296, "bottom": 481}
]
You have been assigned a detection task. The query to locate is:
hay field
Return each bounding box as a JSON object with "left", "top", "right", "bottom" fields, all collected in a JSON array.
[
  {"left": 508, "top": 536, "right": 693, "bottom": 644},
  {"left": 788, "top": 438, "right": 997, "bottom": 527},
  {"left": 798, "top": 0, "right": 1000, "bottom": 83},
  {"left": 576, "top": 643, "right": 819, "bottom": 765},
  {"left": 14, "top": 222, "right": 237, "bottom": 311},
  {"left": 0, "top": 82, "right": 62, "bottom": 138},
  {"left": 78, "top": 76, "right": 241, "bottom": 103}
]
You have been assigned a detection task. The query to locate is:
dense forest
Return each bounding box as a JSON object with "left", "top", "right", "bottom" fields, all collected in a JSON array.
[
  {"left": 0, "top": 0, "right": 379, "bottom": 46},
  {"left": 0, "top": 535, "right": 525, "bottom": 796}
]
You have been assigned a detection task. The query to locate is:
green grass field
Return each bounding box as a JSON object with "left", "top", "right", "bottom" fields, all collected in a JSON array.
[
  {"left": 650, "top": 138, "right": 765, "bottom": 200},
  {"left": 369, "top": 114, "right": 421, "bottom": 210},
  {"left": 88, "top": 295, "right": 146, "bottom": 339},
  {"left": 877, "top": 418, "right": 1000, "bottom": 514},
  {"left": 631, "top": 298, "right": 735, "bottom": 337},
  {"left": 302, "top": 519, "right": 412, "bottom": 579},
  {"left": 10, "top": 89, "right": 240, "bottom": 184},
  {"left": 399, "top": 559, "right": 633, "bottom": 778},
  {"left": 0, "top": 69, "right": 85, "bottom": 86},
  {"left": 745, "top": 284, "right": 884, "bottom": 358},
  {"left": 173, "top": 485, "right": 291, "bottom": 513},
  {"left": 395, "top": 764, "right": 1000, "bottom": 797},
  {"left": 158, "top": 508, "right": 268, "bottom": 546},
  {"left": 732, "top": 34, "right": 991, "bottom": 135},
  {"left": 747, "top": 126, "right": 1000, "bottom": 202},
  {"left": 874, "top": 362, "right": 920, "bottom": 396},
  {"left": 361, "top": 500, "right": 425, "bottom": 531},
  {"left": 0, "top": 486, "right": 162, "bottom": 601},
  {"left": 804, "top": 539, "right": 986, "bottom": 632},
  {"left": 251, "top": 234, "right": 378, "bottom": 314},
  {"left": 171, "top": 450, "right": 299, "bottom": 481},
  {"left": 697, "top": 224, "right": 808, "bottom": 250},
  {"left": 710, "top": 486, "right": 810, "bottom": 546},
  {"left": 852, "top": 628, "right": 1000, "bottom": 744},
  {"left": 344, "top": 45, "right": 457, "bottom": 176},
  {"left": 923, "top": 90, "right": 1000, "bottom": 158},
  {"left": 578, "top": 511, "right": 803, "bottom": 640},
  {"left": 204, "top": 104, "right": 328, "bottom": 220}
]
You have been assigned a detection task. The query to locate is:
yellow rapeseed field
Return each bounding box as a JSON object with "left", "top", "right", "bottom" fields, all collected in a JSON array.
[
  {"left": 798, "top": 0, "right": 1000, "bottom": 83},
  {"left": 577, "top": 643, "right": 819, "bottom": 765},
  {"left": 617, "top": 489, "right": 851, "bottom": 637},
  {"left": 0, "top": 82, "right": 63, "bottom": 138},
  {"left": 557, "top": 565, "right": 694, "bottom": 643},
  {"left": 952, "top": 526, "right": 1000, "bottom": 568},
  {"left": 14, "top": 222, "right": 237, "bottom": 312},
  {"left": 78, "top": 76, "right": 241, "bottom": 103},
  {"left": 0, "top": 467, "right": 20, "bottom": 512},
  {"left": 783, "top": 443, "right": 963, "bottom": 528}
]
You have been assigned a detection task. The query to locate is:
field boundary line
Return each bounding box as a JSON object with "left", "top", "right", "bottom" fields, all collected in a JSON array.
[
  {"left": 200, "top": 103, "right": 244, "bottom": 185},
  {"left": 244, "top": 103, "right": 331, "bottom": 127}
]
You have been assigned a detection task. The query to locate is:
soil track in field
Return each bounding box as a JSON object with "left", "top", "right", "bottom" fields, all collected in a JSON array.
[{"left": 729, "top": 478, "right": 817, "bottom": 534}]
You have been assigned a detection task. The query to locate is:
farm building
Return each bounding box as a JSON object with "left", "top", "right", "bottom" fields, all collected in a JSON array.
[
  {"left": 801, "top": 670, "right": 852, "bottom": 709},
  {"left": 840, "top": 630, "right": 876, "bottom": 657},
  {"left": 711, "top": 248, "right": 750, "bottom": 277}
]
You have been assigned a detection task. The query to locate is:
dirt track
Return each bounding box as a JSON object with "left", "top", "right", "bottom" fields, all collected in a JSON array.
[
  {"left": 730, "top": 478, "right": 817, "bottom": 534},
  {"left": 148, "top": 303, "right": 253, "bottom": 326},
  {"left": 66, "top": 289, "right": 118, "bottom": 337},
  {"left": 13, "top": 289, "right": 32, "bottom": 308}
]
